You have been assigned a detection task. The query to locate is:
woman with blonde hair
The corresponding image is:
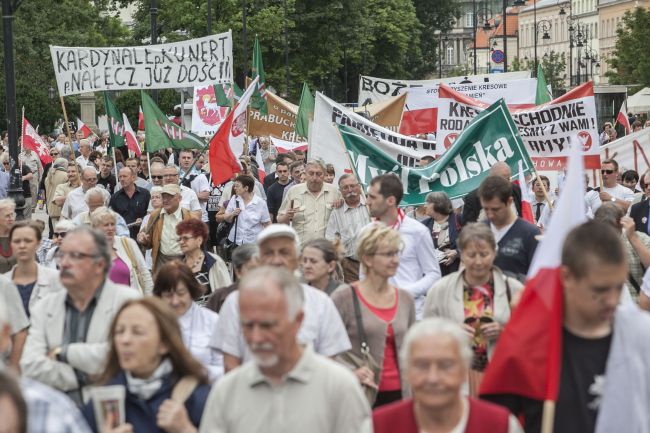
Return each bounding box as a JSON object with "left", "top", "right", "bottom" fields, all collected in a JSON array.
[
  {"left": 331, "top": 224, "right": 415, "bottom": 408},
  {"left": 422, "top": 223, "right": 523, "bottom": 396},
  {"left": 83, "top": 297, "right": 211, "bottom": 433},
  {"left": 90, "top": 206, "right": 153, "bottom": 295}
]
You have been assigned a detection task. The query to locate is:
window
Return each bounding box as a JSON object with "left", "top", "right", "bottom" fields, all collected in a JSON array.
[
  {"left": 466, "top": 12, "right": 474, "bottom": 28},
  {"left": 447, "top": 46, "right": 455, "bottom": 65}
]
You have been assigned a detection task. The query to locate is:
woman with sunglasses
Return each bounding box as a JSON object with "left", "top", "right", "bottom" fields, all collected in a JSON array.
[
  {"left": 422, "top": 223, "right": 523, "bottom": 396},
  {"left": 43, "top": 219, "right": 76, "bottom": 268},
  {"left": 4, "top": 220, "right": 63, "bottom": 317},
  {"left": 331, "top": 224, "right": 415, "bottom": 408}
]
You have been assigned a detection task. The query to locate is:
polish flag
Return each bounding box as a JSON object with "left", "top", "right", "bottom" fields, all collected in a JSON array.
[
  {"left": 615, "top": 99, "right": 631, "bottom": 134},
  {"left": 122, "top": 113, "right": 142, "bottom": 157},
  {"left": 138, "top": 106, "right": 145, "bottom": 131},
  {"left": 22, "top": 116, "right": 52, "bottom": 165},
  {"left": 76, "top": 117, "right": 93, "bottom": 138},
  {"left": 270, "top": 137, "right": 308, "bottom": 154},
  {"left": 254, "top": 143, "right": 266, "bottom": 183},
  {"left": 209, "top": 77, "right": 259, "bottom": 186},
  {"left": 516, "top": 160, "right": 535, "bottom": 224},
  {"left": 480, "top": 139, "right": 587, "bottom": 419}
]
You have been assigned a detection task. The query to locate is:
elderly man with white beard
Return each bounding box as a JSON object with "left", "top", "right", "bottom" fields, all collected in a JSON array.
[{"left": 326, "top": 173, "right": 371, "bottom": 283}]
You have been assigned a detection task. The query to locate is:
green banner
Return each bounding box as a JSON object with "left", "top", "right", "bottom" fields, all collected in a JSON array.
[
  {"left": 103, "top": 92, "right": 125, "bottom": 149},
  {"left": 340, "top": 99, "right": 534, "bottom": 206}
]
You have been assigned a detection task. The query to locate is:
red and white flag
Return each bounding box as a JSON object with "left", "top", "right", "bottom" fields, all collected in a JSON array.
[
  {"left": 255, "top": 143, "right": 266, "bottom": 183},
  {"left": 22, "top": 116, "right": 52, "bottom": 165},
  {"left": 516, "top": 160, "right": 535, "bottom": 224},
  {"left": 616, "top": 99, "right": 631, "bottom": 135},
  {"left": 122, "top": 114, "right": 142, "bottom": 157},
  {"left": 270, "top": 137, "right": 308, "bottom": 154},
  {"left": 480, "top": 139, "right": 586, "bottom": 409},
  {"left": 76, "top": 117, "right": 93, "bottom": 138},
  {"left": 208, "top": 77, "right": 259, "bottom": 186},
  {"left": 138, "top": 106, "right": 145, "bottom": 131}
]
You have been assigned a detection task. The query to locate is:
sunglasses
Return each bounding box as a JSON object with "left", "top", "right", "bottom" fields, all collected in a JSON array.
[
  {"left": 53, "top": 232, "right": 67, "bottom": 238},
  {"left": 601, "top": 169, "right": 615, "bottom": 175},
  {"left": 151, "top": 175, "right": 164, "bottom": 180},
  {"left": 51, "top": 153, "right": 59, "bottom": 156}
]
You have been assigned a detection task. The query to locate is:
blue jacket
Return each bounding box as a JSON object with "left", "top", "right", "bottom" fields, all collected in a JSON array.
[{"left": 83, "top": 372, "right": 211, "bottom": 433}]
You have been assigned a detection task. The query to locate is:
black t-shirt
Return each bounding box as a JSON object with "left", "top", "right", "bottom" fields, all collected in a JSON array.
[
  {"left": 494, "top": 218, "right": 540, "bottom": 281},
  {"left": 267, "top": 181, "right": 291, "bottom": 221},
  {"left": 263, "top": 171, "right": 276, "bottom": 192},
  {"left": 21, "top": 165, "right": 32, "bottom": 198},
  {"left": 554, "top": 328, "right": 611, "bottom": 433},
  {"left": 97, "top": 173, "right": 117, "bottom": 194}
]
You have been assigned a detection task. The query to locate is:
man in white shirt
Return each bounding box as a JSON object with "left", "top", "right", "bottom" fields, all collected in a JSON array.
[
  {"left": 75, "top": 139, "right": 92, "bottom": 169},
  {"left": 362, "top": 173, "right": 441, "bottom": 319},
  {"left": 211, "top": 224, "right": 352, "bottom": 372},
  {"left": 60, "top": 167, "right": 100, "bottom": 220},
  {"left": 178, "top": 149, "right": 210, "bottom": 222},
  {"left": 599, "top": 158, "right": 634, "bottom": 212},
  {"left": 161, "top": 164, "right": 202, "bottom": 219}
]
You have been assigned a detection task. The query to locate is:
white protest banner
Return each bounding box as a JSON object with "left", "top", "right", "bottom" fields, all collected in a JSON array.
[
  {"left": 358, "top": 72, "right": 531, "bottom": 135},
  {"left": 601, "top": 128, "right": 650, "bottom": 174},
  {"left": 51, "top": 32, "right": 233, "bottom": 97},
  {"left": 191, "top": 85, "right": 230, "bottom": 137},
  {"left": 436, "top": 82, "right": 600, "bottom": 169},
  {"left": 310, "top": 92, "right": 441, "bottom": 179}
]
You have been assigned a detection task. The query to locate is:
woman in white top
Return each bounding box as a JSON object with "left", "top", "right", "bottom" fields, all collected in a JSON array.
[
  {"left": 223, "top": 174, "right": 271, "bottom": 245},
  {"left": 90, "top": 206, "right": 153, "bottom": 295},
  {"left": 44, "top": 219, "right": 76, "bottom": 269},
  {"left": 154, "top": 260, "right": 223, "bottom": 382},
  {"left": 5, "top": 220, "right": 63, "bottom": 316}
]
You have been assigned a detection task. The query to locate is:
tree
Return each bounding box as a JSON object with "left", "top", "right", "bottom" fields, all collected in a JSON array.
[
  {"left": 606, "top": 7, "right": 650, "bottom": 89},
  {"left": 539, "top": 51, "right": 567, "bottom": 96},
  {"left": 0, "top": 0, "right": 130, "bottom": 135},
  {"left": 411, "top": 0, "right": 459, "bottom": 77}
]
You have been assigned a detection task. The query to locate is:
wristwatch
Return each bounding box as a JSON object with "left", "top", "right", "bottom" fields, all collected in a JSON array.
[{"left": 611, "top": 197, "right": 616, "bottom": 202}]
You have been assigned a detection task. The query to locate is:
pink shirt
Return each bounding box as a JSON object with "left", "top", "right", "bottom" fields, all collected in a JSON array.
[{"left": 109, "top": 257, "right": 131, "bottom": 286}]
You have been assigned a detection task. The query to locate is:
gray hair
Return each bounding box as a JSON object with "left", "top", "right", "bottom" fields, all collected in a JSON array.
[
  {"left": 238, "top": 266, "right": 304, "bottom": 320},
  {"left": 457, "top": 222, "right": 496, "bottom": 252},
  {"left": 425, "top": 191, "right": 453, "bottom": 215},
  {"left": 79, "top": 139, "right": 90, "bottom": 148},
  {"left": 52, "top": 158, "right": 69, "bottom": 170},
  {"left": 399, "top": 317, "right": 473, "bottom": 368},
  {"left": 164, "top": 164, "right": 180, "bottom": 175},
  {"left": 89, "top": 206, "right": 117, "bottom": 227},
  {"left": 232, "top": 244, "right": 258, "bottom": 271},
  {"left": 0, "top": 198, "right": 16, "bottom": 213},
  {"left": 593, "top": 202, "right": 624, "bottom": 230},
  {"left": 337, "top": 173, "right": 356, "bottom": 186},
  {"left": 84, "top": 187, "right": 109, "bottom": 205},
  {"left": 53, "top": 219, "right": 76, "bottom": 232},
  {"left": 60, "top": 147, "right": 72, "bottom": 160},
  {"left": 81, "top": 166, "right": 97, "bottom": 179},
  {"left": 65, "top": 226, "right": 112, "bottom": 276},
  {"left": 305, "top": 159, "right": 326, "bottom": 172}
]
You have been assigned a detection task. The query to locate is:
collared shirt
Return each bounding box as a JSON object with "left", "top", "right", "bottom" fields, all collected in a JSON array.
[
  {"left": 60, "top": 187, "right": 89, "bottom": 220},
  {"left": 180, "top": 172, "right": 210, "bottom": 222},
  {"left": 278, "top": 183, "right": 342, "bottom": 243},
  {"left": 109, "top": 186, "right": 151, "bottom": 238},
  {"left": 325, "top": 199, "right": 371, "bottom": 258},
  {"left": 180, "top": 185, "right": 203, "bottom": 213},
  {"left": 179, "top": 302, "right": 224, "bottom": 382},
  {"left": 160, "top": 206, "right": 183, "bottom": 256},
  {"left": 225, "top": 195, "right": 271, "bottom": 245},
  {"left": 20, "top": 151, "right": 41, "bottom": 177},
  {"left": 75, "top": 155, "right": 90, "bottom": 170},
  {"left": 198, "top": 345, "right": 372, "bottom": 433},
  {"left": 62, "top": 284, "right": 104, "bottom": 349},
  {"left": 210, "top": 284, "right": 351, "bottom": 361}
]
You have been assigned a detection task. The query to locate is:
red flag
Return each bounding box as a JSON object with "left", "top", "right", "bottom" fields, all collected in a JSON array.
[
  {"left": 515, "top": 160, "right": 535, "bottom": 225},
  {"left": 138, "top": 105, "right": 145, "bottom": 131},
  {"left": 615, "top": 100, "right": 631, "bottom": 134},
  {"left": 76, "top": 117, "right": 93, "bottom": 138},
  {"left": 123, "top": 114, "right": 142, "bottom": 157},
  {"left": 208, "top": 109, "right": 241, "bottom": 186},
  {"left": 255, "top": 143, "right": 266, "bottom": 183},
  {"left": 22, "top": 116, "right": 52, "bottom": 165},
  {"left": 480, "top": 139, "right": 587, "bottom": 403}
]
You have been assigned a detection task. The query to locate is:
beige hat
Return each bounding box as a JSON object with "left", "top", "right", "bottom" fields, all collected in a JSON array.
[{"left": 161, "top": 184, "right": 181, "bottom": 196}]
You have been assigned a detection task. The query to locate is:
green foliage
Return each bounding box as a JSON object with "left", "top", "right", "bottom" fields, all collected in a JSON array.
[
  {"left": 540, "top": 51, "right": 567, "bottom": 96},
  {"left": 0, "top": 0, "right": 130, "bottom": 134},
  {"left": 606, "top": 8, "right": 650, "bottom": 89}
]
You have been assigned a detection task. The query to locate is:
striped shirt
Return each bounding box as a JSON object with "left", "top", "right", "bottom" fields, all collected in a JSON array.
[{"left": 325, "top": 200, "right": 370, "bottom": 259}]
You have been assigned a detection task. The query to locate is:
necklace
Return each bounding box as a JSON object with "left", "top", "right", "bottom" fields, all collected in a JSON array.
[{"left": 187, "top": 252, "right": 204, "bottom": 270}]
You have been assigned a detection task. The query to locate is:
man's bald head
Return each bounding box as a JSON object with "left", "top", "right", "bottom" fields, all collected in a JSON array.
[{"left": 489, "top": 162, "right": 511, "bottom": 180}]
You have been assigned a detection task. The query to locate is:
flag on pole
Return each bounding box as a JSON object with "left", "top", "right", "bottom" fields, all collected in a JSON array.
[
  {"left": 480, "top": 139, "right": 587, "bottom": 416},
  {"left": 254, "top": 143, "right": 266, "bottom": 183},
  {"left": 295, "top": 82, "right": 315, "bottom": 139},
  {"left": 104, "top": 93, "right": 126, "bottom": 150},
  {"left": 214, "top": 84, "right": 231, "bottom": 107},
  {"left": 22, "top": 115, "right": 52, "bottom": 165},
  {"left": 123, "top": 113, "right": 142, "bottom": 157},
  {"left": 138, "top": 106, "right": 145, "bottom": 131},
  {"left": 76, "top": 117, "right": 93, "bottom": 138},
  {"left": 250, "top": 35, "right": 268, "bottom": 115},
  {"left": 535, "top": 64, "right": 553, "bottom": 105},
  {"left": 141, "top": 91, "right": 205, "bottom": 153},
  {"left": 516, "top": 160, "right": 535, "bottom": 224},
  {"left": 615, "top": 99, "right": 631, "bottom": 134},
  {"left": 209, "top": 77, "right": 259, "bottom": 186}
]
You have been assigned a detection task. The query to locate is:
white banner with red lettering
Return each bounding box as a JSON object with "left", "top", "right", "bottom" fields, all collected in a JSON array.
[
  {"left": 436, "top": 82, "right": 600, "bottom": 169},
  {"left": 358, "top": 72, "right": 532, "bottom": 135},
  {"left": 601, "top": 128, "right": 650, "bottom": 174}
]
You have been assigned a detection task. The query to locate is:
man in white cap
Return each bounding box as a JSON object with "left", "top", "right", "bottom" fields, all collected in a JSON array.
[{"left": 210, "top": 224, "right": 351, "bottom": 372}]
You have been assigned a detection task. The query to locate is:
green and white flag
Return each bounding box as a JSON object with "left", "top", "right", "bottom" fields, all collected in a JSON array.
[
  {"left": 103, "top": 92, "right": 125, "bottom": 150},
  {"left": 250, "top": 35, "right": 268, "bottom": 115},
  {"left": 340, "top": 99, "right": 533, "bottom": 206},
  {"left": 295, "top": 82, "right": 315, "bottom": 139},
  {"left": 141, "top": 91, "right": 206, "bottom": 153}
]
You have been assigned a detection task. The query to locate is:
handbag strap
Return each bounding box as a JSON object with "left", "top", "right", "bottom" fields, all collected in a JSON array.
[
  {"left": 171, "top": 376, "right": 199, "bottom": 404},
  {"left": 120, "top": 237, "right": 144, "bottom": 294},
  {"left": 350, "top": 284, "right": 370, "bottom": 355}
]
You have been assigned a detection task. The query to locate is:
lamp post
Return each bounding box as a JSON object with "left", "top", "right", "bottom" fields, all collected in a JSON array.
[
  {"left": 534, "top": 19, "right": 552, "bottom": 75},
  {"left": 242, "top": 0, "right": 248, "bottom": 78},
  {"left": 2, "top": 0, "right": 25, "bottom": 217},
  {"left": 502, "top": 0, "right": 508, "bottom": 72},
  {"left": 283, "top": 0, "right": 289, "bottom": 97},
  {"left": 207, "top": 0, "right": 212, "bottom": 34},
  {"left": 472, "top": 0, "right": 492, "bottom": 75},
  {"left": 567, "top": 15, "right": 576, "bottom": 86}
]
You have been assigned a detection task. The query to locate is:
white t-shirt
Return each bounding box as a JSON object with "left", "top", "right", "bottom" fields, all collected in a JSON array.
[
  {"left": 602, "top": 184, "right": 635, "bottom": 203},
  {"left": 180, "top": 185, "right": 202, "bottom": 214},
  {"left": 210, "top": 283, "right": 352, "bottom": 361}
]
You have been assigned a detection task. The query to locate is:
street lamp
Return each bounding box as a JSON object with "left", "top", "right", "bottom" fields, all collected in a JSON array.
[
  {"left": 48, "top": 86, "right": 55, "bottom": 101},
  {"left": 557, "top": 1, "right": 570, "bottom": 16},
  {"left": 472, "top": 0, "right": 493, "bottom": 74}
]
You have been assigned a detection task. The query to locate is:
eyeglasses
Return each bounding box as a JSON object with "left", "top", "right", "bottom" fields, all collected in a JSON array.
[
  {"left": 2, "top": 162, "right": 8, "bottom": 165},
  {"left": 160, "top": 287, "right": 190, "bottom": 299},
  {"left": 151, "top": 175, "right": 164, "bottom": 180},
  {"left": 51, "top": 153, "right": 59, "bottom": 156},
  {"left": 601, "top": 169, "right": 615, "bottom": 175},
  {"left": 177, "top": 235, "right": 195, "bottom": 243},
  {"left": 163, "top": 173, "right": 178, "bottom": 178},
  {"left": 52, "top": 232, "right": 67, "bottom": 238},
  {"left": 54, "top": 250, "right": 99, "bottom": 262}
]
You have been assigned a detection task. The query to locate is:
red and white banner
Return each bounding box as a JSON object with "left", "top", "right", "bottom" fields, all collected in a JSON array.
[
  {"left": 22, "top": 116, "right": 52, "bottom": 165},
  {"left": 601, "top": 127, "right": 650, "bottom": 175},
  {"left": 76, "top": 117, "right": 93, "bottom": 138},
  {"left": 270, "top": 137, "right": 308, "bottom": 154},
  {"left": 191, "top": 85, "right": 230, "bottom": 137},
  {"left": 358, "top": 72, "right": 532, "bottom": 135},
  {"left": 616, "top": 99, "right": 631, "bottom": 134},
  {"left": 436, "top": 82, "right": 600, "bottom": 169}
]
